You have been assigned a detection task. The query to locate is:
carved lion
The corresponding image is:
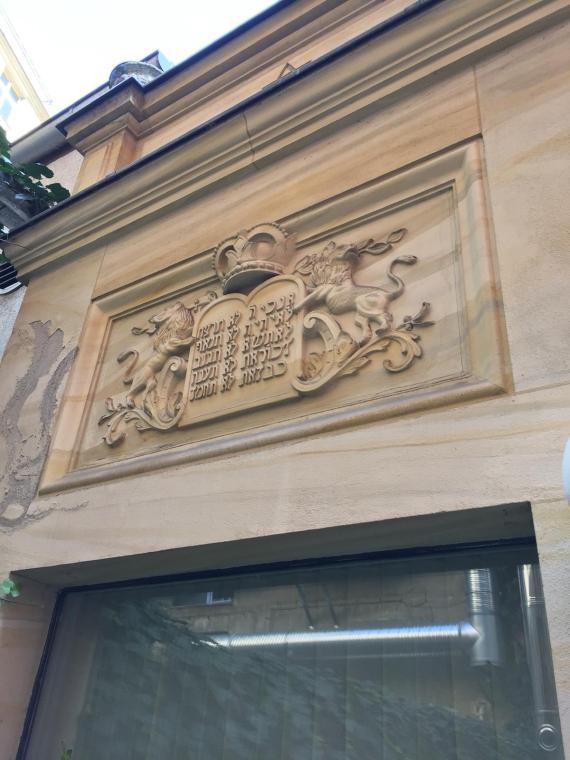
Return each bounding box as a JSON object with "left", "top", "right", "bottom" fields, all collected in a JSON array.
[
  {"left": 294, "top": 232, "right": 416, "bottom": 344},
  {"left": 119, "top": 301, "right": 196, "bottom": 408}
]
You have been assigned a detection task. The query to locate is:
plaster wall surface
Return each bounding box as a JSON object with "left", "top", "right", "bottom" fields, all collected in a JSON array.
[
  {"left": 0, "top": 2, "right": 569, "bottom": 757},
  {"left": 47, "top": 150, "right": 83, "bottom": 196},
  {"left": 476, "top": 18, "right": 570, "bottom": 391},
  {"left": 0, "top": 286, "right": 25, "bottom": 362}
]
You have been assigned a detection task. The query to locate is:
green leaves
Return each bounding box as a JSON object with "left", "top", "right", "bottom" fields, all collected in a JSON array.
[
  {"left": 46, "top": 182, "right": 70, "bottom": 202},
  {"left": 0, "top": 124, "right": 70, "bottom": 221},
  {"left": 19, "top": 162, "right": 54, "bottom": 180},
  {"left": 0, "top": 128, "right": 10, "bottom": 157},
  {"left": 0, "top": 578, "right": 20, "bottom": 598}
]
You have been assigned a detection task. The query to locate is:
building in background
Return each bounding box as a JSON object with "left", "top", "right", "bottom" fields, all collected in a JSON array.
[
  {"left": 0, "top": 50, "right": 167, "bottom": 360},
  {"left": 0, "top": 8, "right": 50, "bottom": 359},
  {"left": 0, "top": 8, "right": 49, "bottom": 142},
  {"left": 0, "top": 9, "right": 166, "bottom": 358}
]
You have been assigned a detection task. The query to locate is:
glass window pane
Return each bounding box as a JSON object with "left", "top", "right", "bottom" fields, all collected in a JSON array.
[{"left": 24, "top": 545, "right": 565, "bottom": 760}]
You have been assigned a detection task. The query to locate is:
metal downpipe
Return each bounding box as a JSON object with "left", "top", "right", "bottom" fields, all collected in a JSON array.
[
  {"left": 518, "top": 564, "right": 562, "bottom": 755},
  {"left": 466, "top": 567, "right": 502, "bottom": 667}
]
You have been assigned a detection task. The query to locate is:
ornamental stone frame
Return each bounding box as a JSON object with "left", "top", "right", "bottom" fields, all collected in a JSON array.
[{"left": 43, "top": 141, "right": 508, "bottom": 492}]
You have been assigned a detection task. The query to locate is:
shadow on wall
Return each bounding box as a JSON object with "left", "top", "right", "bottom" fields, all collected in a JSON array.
[{"left": 0, "top": 320, "right": 76, "bottom": 529}]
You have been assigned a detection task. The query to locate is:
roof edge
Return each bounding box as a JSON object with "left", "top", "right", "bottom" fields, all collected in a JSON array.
[{"left": 7, "top": 0, "right": 442, "bottom": 237}]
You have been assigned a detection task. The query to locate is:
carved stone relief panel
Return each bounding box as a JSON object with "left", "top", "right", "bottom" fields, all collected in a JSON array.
[{"left": 42, "top": 141, "right": 508, "bottom": 491}]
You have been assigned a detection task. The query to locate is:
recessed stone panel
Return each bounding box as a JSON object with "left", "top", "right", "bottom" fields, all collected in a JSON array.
[{"left": 44, "top": 141, "right": 508, "bottom": 490}]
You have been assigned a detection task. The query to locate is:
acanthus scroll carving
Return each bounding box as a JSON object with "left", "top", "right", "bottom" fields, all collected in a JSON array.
[
  {"left": 98, "top": 223, "right": 434, "bottom": 447},
  {"left": 291, "top": 230, "right": 433, "bottom": 391}
]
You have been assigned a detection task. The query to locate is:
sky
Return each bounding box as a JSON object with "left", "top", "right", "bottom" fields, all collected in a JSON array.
[{"left": 0, "top": 0, "right": 278, "bottom": 114}]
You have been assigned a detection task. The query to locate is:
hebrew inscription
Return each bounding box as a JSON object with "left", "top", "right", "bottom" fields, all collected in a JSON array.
[
  {"left": 98, "top": 223, "right": 433, "bottom": 447},
  {"left": 180, "top": 276, "right": 304, "bottom": 427}
]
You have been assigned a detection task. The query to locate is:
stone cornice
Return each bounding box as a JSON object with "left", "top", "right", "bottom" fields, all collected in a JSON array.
[
  {"left": 41, "top": 1, "right": 374, "bottom": 159},
  {"left": 8, "top": 0, "right": 568, "bottom": 278},
  {"left": 82, "top": 1, "right": 380, "bottom": 140},
  {"left": 61, "top": 81, "right": 146, "bottom": 152}
]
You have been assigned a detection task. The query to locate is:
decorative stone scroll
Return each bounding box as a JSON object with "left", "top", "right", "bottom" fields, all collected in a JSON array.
[{"left": 98, "top": 222, "right": 433, "bottom": 447}]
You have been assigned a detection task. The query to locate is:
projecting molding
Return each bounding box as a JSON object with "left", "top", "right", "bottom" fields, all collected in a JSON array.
[
  {"left": 41, "top": 141, "right": 509, "bottom": 492},
  {"left": 7, "top": 0, "right": 567, "bottom": 280}
]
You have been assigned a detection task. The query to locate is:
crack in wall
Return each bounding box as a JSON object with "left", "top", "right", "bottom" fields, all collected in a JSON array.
[
  {"left": 0, "top": 321, "right": 77, "bottom": 529},
  {"left": 242, "top": 111, "right": 261, "bottom": 171}
]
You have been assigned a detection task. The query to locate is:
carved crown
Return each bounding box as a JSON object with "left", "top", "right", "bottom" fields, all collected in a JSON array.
[{"left": 213, "top": 223, "right": 294, "bottom": 294}]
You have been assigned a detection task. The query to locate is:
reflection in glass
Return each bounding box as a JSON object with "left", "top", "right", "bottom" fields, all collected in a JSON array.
[{"left": 24, "top": 547, "right": 564, "bottom": 759}]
